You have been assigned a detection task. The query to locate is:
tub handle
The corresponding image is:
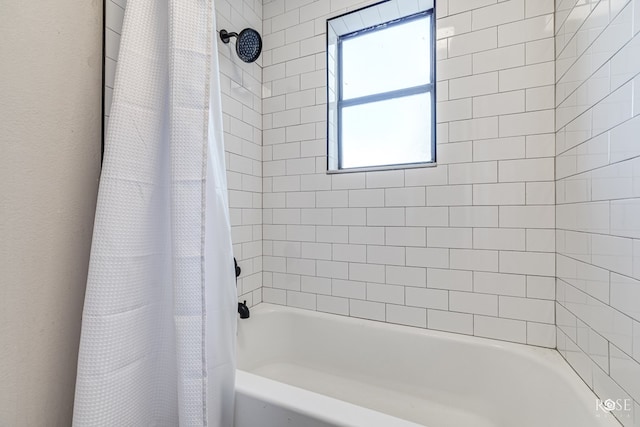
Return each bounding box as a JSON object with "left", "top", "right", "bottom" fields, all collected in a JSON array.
[{"left": 234, "top": 257, "right": 241, "bottom": 283}]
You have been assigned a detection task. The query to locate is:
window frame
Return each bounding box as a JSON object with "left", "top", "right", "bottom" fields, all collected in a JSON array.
[{"left": 326, "top": 7, "right": 437, "bottom": 174}]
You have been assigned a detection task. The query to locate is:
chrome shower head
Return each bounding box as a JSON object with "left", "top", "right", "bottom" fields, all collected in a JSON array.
[{"left": 220, "top": 28, "right": 262, "bottom": 63}]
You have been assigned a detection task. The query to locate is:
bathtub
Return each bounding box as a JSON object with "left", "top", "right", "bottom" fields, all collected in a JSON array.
[{"left": 234, "top": 304, "right": 619, "bottom": 427}]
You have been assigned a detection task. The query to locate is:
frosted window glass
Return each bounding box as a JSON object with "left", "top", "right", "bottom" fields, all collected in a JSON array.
[
  {"left": 341, "top": 93, "right": 432, "bottom": 169},
  {"left": 327, "top": 6, "right": 436, "bottom": 172},
  {"left": 341, "top": 16, "right": 431, "bottom": 100}
]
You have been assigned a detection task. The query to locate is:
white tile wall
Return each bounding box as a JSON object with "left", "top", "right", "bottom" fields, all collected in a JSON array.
[
  {"left": 104, "top": 0, "right": 263, "bottom": 307},
  {"left": 556, "top": 0, "right": 640, "bottom": 423},
  {"left": 261, "top": 0, "right": 556, "bottom": 347}
]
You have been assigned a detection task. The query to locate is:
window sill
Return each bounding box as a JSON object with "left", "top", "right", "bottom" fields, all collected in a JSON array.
[{"left": 326, "top": 161, "right": 437, "bottom": 174}]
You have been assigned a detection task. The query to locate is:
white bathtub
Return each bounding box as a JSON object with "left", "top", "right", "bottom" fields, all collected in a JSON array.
[{"left": 234, "top": 304, "right": 619, "bottom": 427}]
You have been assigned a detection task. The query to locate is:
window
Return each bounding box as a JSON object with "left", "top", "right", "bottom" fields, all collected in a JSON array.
[{"left": 327, "top": 1, "right": 436, "bottom": 173}]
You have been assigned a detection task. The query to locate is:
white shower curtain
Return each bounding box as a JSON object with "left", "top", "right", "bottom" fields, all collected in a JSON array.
[{"left": 73, "top": 1, "right": 236, "bottom": 426}]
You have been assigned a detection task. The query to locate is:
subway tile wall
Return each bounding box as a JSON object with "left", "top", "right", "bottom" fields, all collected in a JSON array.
[
  {"left": 104, "top": 0, "right": 263, "bottom": 306},
  {"left": 103, "top": 5, "right": 640, "bottom": 415},
  {"left": 261, "top": 0, "right": 557, "bottom": 347},
  {"left": 217, "top": 1, "right": 263, "bottom": 307},
  {"left": 555, "top": 0, "right": 640, "bottom": 424}
]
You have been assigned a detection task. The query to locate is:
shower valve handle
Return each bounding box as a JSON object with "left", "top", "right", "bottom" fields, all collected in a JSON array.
[{"left": 234, "top": 257, "right": 241, "bottom": 283}]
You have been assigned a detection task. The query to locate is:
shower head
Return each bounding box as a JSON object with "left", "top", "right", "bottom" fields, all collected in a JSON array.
[{"left": 220, "top": 28, "right": 262, "bottom": 63}]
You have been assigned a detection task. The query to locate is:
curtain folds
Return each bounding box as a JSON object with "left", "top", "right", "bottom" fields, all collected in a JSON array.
[{"left": 73, "top": 1, "right": 236, "bottom": 425}]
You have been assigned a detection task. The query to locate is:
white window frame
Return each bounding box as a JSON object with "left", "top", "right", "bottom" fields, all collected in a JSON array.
[{"left": 326, "top": 5, "right": 436, "bottom": 174}]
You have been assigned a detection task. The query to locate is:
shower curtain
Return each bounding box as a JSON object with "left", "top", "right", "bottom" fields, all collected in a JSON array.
[{"left": 73, "top": 1, "right": 236, "bottom": 426}]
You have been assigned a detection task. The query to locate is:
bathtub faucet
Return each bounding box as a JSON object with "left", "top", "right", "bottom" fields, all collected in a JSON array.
[{"left": 238, "top": 301, "right": 250, "bottom": 319}]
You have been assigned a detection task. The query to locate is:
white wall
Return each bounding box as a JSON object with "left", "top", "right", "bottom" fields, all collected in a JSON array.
[
  {"left": 0, "top": 1, "right": 102, "bottom": 425},
  {"left": 555, "top": 0, "right": 640, "bottom": 424},
  {"left": 104, "top": 0, "right": 263, "bottom": 306},
  {"left": 261, "top": 0, "right": 557, "bottom": 347}
]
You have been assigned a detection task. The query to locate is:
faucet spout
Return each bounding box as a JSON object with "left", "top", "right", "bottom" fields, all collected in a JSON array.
[{"left": 238, "top": 300, "right": 250, "bottom": 319}]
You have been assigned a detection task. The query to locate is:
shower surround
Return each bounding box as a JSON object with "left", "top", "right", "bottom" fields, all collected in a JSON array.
[
  {"left": 103, "top": 0, "right": 640, "bottom": 424},
  {"left": 262, "top": 0, "right": 557, "bottom": 346}
]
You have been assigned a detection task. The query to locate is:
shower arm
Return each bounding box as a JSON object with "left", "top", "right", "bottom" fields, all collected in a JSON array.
[{"left": 219, "top": 29, "right": 238, "bottom": 44}]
